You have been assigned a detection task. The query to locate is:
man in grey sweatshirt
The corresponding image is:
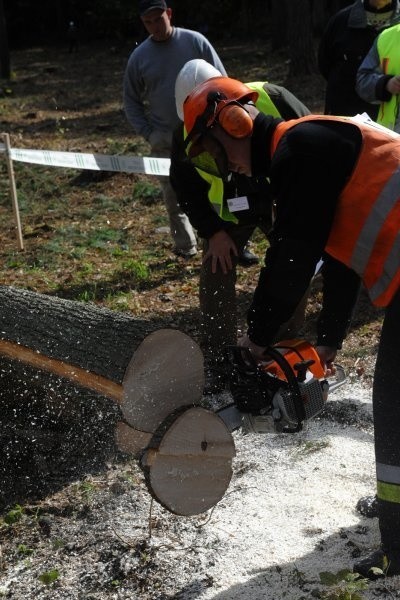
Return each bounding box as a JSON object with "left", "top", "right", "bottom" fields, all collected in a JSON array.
[{"left": 123, "top": 0, "right": 227, "bottom": 258}]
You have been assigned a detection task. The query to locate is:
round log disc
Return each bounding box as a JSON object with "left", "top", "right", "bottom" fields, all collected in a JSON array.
[
  {"left": 121, "top": 329, "right": 204, "bottom": 433},
  {"left": 141, "top": 406, "right": 236, "bottom": 516}
]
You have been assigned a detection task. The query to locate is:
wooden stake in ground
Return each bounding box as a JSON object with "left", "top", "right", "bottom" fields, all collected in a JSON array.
[{"left": 2, "top": 133, "right": 24, "bottom": 250}]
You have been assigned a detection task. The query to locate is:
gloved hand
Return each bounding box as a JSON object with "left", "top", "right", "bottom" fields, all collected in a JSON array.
[
  {"left": 315, "top": 345, "right": 337, "bottom": 376},
  {"left": 237, "top": 334, "right": 267, "bottom": 362},
  {"left": 203, "top": 230, "right": 238, "bottom": 274}
]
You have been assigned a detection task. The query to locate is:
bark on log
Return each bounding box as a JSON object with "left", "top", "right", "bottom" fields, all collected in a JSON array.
[
  {"left": 0, "top": 285, "right": 159, "bottom": 384},
  {"left": 0, "top": 286, "right": 205, "bottom": 433},
  {"left": 0, "top": 286, "right": 235, "bottom": 518}
]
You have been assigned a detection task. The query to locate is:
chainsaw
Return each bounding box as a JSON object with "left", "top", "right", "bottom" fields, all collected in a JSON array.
[{"left": 217, "top": 339, "right": 346, "bottom": 434}]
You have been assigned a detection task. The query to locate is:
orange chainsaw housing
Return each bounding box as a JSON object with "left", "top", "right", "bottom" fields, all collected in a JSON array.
[{"left": 260, "top": 339, "right": 325, "bottom": 381}]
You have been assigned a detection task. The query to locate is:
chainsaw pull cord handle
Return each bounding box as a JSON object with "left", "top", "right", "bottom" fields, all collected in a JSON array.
[{"left": 260, "top": 345, "right": 306, "bottom": 432}]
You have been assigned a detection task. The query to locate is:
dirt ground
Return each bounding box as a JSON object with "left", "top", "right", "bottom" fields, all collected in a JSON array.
[{"left": 0, "top": 39, "right": 388, "bottom": 599}]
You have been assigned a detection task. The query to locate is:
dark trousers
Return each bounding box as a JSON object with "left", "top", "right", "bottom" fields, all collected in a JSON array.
[{"left": 374, "top": 287, "right": 400, "bottom": 550}]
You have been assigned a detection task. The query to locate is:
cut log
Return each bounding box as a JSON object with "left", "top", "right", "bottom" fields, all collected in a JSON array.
[
  {"left": 142, "top": 406, "right": 236, "bottom": 516},
  {"left": 0, "top": 286, "right": 205, "bottom": 451},
  {"left": 0, "top": 285, "right": 159, "bottom": 384}
]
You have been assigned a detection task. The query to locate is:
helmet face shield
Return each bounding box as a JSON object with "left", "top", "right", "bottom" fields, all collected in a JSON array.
[
  {"left": 186, "top": 132, "right": 230, "bottom": 180},
  {"left": 182, "top": 77, "right": 259, "bottom": 181}
]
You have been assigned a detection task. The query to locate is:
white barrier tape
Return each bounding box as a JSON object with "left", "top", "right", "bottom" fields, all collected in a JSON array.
[{"left": 0, "top": 143, "right": 170, "bottom": 176}]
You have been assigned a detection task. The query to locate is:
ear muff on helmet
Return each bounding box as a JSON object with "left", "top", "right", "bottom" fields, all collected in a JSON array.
[
  {"left": 218, "top": 103, "right": 254, "bottom": 139},
  {"left": 183, "top": 76, "right": 258, "bottom": 143}
]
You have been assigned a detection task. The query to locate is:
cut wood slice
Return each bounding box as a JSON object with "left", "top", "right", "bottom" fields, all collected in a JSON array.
[
  {"left": 121, "top": 329, "right": 205, "bottom": 433},
  {"left": 141, "top": 406, "right": 236, "bottom": 516}
]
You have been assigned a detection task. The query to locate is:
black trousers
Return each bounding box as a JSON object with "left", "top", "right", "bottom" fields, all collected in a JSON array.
[{"left": 374, "top": 287, "right": 400, "bottom": 550}]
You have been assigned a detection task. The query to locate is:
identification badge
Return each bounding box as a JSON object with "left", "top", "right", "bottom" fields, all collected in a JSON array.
[{"left": 227, "top": 196, "right": 249, "bottom": 212}]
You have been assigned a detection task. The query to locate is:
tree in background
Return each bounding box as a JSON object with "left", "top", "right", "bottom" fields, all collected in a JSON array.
[
  {"left": 286, "top": 0, "right": 317, "bottom": 76},
  {"left": 0, "top": 0, "right": 10, "bottom": 79}
]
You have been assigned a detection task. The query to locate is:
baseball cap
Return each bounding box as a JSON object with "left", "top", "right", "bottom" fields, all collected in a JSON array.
[{"left": 139, "top": 0, "right": 168, "bottom": 16}]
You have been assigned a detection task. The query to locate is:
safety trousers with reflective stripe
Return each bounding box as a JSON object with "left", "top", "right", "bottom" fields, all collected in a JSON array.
[{"left": 374, "top": 287, "right": 400, "bottom": 550}]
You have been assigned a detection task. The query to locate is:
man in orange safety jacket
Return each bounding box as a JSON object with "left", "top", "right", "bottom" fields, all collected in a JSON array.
[{"left": 182, "top": 75, "right": 400, "bottom": 579}]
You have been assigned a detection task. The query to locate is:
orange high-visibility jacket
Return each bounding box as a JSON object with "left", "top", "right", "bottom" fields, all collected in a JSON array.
[{"left": 271, "top": 115, "right": 400, "bottom": 307}]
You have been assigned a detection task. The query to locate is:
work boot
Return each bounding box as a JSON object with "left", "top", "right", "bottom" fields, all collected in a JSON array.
[
  {"left": 353, "top": 549, "right": 400, "bottom": 580},
  {"left": 237, "top": 247, "right": 259, "bottom": 267},
  {"left": 174, "top": 246, "right": 197, "bottom": 259},
  {"left": 356, "top": 495, "right": 378, "bottom": 518}
]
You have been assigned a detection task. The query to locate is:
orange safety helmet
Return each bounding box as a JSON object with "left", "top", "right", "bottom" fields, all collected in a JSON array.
[{"left": 183, "top": 76, "right": 259, "bottom": 150}]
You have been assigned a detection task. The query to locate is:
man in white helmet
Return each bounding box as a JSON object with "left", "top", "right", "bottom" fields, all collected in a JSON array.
[{"left": 170, "top": 59, "right": 311, "bottom": 393}]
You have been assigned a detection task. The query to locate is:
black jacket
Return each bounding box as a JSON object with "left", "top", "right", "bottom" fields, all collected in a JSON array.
[
  {"left": 318, "top": 1, "right": 379, "bottom": 118},
  {"left": 247, "top": 114, "right": 363, "bottom": 349}
]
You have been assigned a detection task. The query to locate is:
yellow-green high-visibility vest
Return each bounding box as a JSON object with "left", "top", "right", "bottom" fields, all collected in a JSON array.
[
  {"left": 190, "top": 82, "right": 281, "bottom": 224},
  {"left": 377, "top": 24, "right": 400, "bottom": 130}
]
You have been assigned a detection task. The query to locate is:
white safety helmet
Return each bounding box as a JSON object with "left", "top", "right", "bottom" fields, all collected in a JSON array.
[{"left": 175, "top": 59, "right": 223, "bottom": 121}]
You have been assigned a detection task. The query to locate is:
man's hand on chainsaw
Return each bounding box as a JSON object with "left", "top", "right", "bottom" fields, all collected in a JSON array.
[
  {"left": 315, "top": 345, "right": 337, "bottom": 377},
  {"left": 237, "top": 334, "right": 267, "bottom": 362},
  {"left": 203, "top": 230, "right": 238, "bottom": 274}
]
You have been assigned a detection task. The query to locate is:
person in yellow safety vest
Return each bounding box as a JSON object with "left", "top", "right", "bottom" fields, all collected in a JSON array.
[
  {"left": 356, "top": 0, "right": 400, "bottom": 131},
  {"left": 170, "top": 59, "right": 311, "bottom": 393},
  {"left": 183, "top": 74, "right": 400, "bottom": 578}
]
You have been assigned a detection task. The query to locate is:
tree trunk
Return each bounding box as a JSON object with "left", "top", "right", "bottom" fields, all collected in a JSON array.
[
  {"left": 286, "top": 0, "right": 317, "bottom": 76},
  {"left": 312, "top": 0, "right": 330, "bottom": 35},
  {"left": 270, "top": 0, "right": 288, "bottom": 50},
  {"left": 0, "top": 285, "right": 155, "bottom": 508},
  {"left": 0, "top": 285, "right": 158, "bottom": 383},
  {"left": 0, "top": 0, "right": 10, "bottom": 79}
]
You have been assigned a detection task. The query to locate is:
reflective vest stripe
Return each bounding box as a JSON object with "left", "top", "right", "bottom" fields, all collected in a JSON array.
[
  {"left": 377, "top": 463, "right": 400, "bottom": 504},
  {"left": 350, "top": 167, "right": 400, "bottom": 274}
]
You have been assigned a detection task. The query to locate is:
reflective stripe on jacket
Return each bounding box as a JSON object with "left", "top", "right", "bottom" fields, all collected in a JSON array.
[
  {"left": 195, "top": 82, "right": 281, "bottom": 224},
  {"left": 271, "top": 114, "right": 400, "bottom": 307},
  {"left": 377, "top": 24, "right": 400, "bottom": 130}
]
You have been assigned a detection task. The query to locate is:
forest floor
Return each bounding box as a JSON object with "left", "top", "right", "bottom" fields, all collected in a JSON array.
[{"left": 0, "top": 39, "right": 389, "bottom": 599}]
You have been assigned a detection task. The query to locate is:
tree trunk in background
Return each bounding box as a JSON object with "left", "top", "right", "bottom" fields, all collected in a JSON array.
[
  {"left": 286, "top": 0, "right": 317, "bottom": 76},
  {"left": 312, "top": 0, "right": 330, "bottom": 35},
  {"left": 0, "top": 0, "right": 10, "bottom": 79},
  {"left": 270, "top": 0, "right": 288, "bottom": 50}
]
